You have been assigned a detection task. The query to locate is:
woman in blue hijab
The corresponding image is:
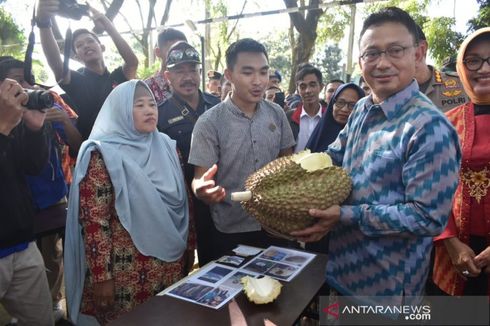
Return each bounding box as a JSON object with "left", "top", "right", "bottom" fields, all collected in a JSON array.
[
  {"left": 64, "top": 80, "right": 193, "bottom": 325},
  {"left": 304, "top": 82, "right": 364, "bottom": 255},
  {"left": 306, "top": 82, "right": 365, "bottom": 153}
]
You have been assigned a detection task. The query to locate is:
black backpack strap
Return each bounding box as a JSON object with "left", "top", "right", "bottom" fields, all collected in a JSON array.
[{"left": 24, "top": 3, "right": 36, "bottom": 85}]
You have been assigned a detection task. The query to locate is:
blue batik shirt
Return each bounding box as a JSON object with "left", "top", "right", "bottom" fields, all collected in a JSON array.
[{"left": 326, "top": 80, "right": 461, "bottom": 307}]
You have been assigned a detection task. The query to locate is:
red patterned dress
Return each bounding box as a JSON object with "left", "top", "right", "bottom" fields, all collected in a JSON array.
[{"left": 79, "top": 151, "right": 195, "bottom": 324}]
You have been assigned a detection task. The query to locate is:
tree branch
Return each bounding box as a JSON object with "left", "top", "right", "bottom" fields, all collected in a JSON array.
[
  {"left": 160, "top": 0, "right": 173, "bottom": 26},
  {"left": 94, "top": 0, "right": 125, "bottom": 34},
  {"left": 226, "top": 0, "right": 248, "bottom": 40}
]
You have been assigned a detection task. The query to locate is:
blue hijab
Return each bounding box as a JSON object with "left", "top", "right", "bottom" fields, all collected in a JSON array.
[
  {"left": 64, "top": 80, "right": 189, "bottom": 324},
  {"left": 306, "top": 83, "right": 365, "bottom": 152}
]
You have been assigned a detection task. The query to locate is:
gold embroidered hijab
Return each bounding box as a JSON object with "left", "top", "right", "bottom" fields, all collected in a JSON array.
[{"left": 456, "top": 27, "right": 490, "bottom": 104}]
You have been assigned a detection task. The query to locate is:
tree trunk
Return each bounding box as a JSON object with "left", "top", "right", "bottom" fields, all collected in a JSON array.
[{"left": 284, "top": 0, "right": 322, "bottom": 94}]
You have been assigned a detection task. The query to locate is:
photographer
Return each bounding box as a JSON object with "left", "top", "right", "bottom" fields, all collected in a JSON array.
[
  {"left": 0, "top": 78, "right": 53, "bottom": 325},
  {"left": 37, "top": 0, "right": 138, "bottom": 140},
  {"left": 0, "top": 57, "right": 82, "bottom": 322}
]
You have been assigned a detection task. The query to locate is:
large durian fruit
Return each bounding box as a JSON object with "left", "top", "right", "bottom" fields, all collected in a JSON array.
[{"left": 231, "top": 150, "right": 352, "bottom": 239}]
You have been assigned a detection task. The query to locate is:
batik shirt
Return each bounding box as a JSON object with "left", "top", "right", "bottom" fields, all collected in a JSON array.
[
  {"left": 326, "top": 80, "right": 461, "bottom": 306},
  {"left": 144, "top": 71, "right": 171, "bottom": 106}
]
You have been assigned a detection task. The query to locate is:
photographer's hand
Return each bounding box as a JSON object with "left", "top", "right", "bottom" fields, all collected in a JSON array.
[
  {"left": 37, "top": 0, "right": 59, "bottom": 21},
  {"left": 45, "top": 107, "right": 69, "bottom": 124},
  {"left": 23, "top": 110, "right": 47, "bottom": 132},
  {"left": 88, "top": 6, "right": 110, "bottom": 33},
  {"left": 0, "top": 79, "right": 28, "bottom": 136}
]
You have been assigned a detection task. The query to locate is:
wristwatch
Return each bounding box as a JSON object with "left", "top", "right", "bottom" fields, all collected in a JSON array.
[{"left": 36, "top": 17, "right": 52, "bottom": 29}]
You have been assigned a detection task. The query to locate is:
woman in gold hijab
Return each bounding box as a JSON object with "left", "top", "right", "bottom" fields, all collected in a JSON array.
[{"left": 433, "top": 27, "right": 490, "bottom": 296}]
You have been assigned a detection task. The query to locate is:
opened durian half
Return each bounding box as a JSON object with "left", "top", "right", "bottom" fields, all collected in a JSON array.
[
  {"left": 241, "top": 276, "right": 282, "bottom": 304},
  {"left": 231, "top": 150, "right": 352, "bottom": 239}
]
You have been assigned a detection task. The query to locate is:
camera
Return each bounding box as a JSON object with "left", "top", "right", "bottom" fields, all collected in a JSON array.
[
  {"left": 24, "top": 90, "right": 54, "bottom": 111},
  {"left": 58, "top": 0, "right": 89, "bottom": 20}
]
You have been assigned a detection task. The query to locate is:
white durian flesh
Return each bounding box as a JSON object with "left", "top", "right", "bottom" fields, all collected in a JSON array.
[{"left": 241, "top": 275, "right": 282, "bottom": 304}]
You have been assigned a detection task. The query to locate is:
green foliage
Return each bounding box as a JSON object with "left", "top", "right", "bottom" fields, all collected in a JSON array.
[
  {"left": 468, "top": 0, "right": 490, "bottom": 32},
  {"left": 0, "top": 7, "right": 25, "bottom": 57},
  {"left": 316, "top": 7, "right": 351, "bottom": 44},
  {"left": 260, "top": 30, "right": 292, "bottom": 88},
  {"left": 424, "top": 17, "right": 463, "bottom": 67},
  {"left": 362, "top": 0, "right": 463, "bottom": 67},
  {"left": 362, "top": 0, "right": 430, "bottom": 21},
  {"left": 32, "top": 59, "right": 50, "bottom": 84},
  {"left": 313, "top": 44, "right": 343, "bottom": 82},
  {"left": 137, "top": 62, "right": 160, "bottom": 79}
]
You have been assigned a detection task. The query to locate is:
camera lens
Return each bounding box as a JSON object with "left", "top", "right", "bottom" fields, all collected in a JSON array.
[{"left": 24, "top": 90, "right": 54, "bottom": 111}]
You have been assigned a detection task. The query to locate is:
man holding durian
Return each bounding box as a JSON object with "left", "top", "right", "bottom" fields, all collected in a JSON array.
[{"left": 291, "top": 7, "right": 461, "bottom": 315}]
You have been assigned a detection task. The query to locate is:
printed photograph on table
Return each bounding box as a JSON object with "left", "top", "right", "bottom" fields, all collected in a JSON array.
[
  {"left": 260, "top": 248, "right": 288, "bottom": 261},
  {"left": 283, "top": 254, "right": 308, "bottom": 266},
  {"left": 265, "top": 263, "right": 298, "bottom": 280},
  {"left": 169, "top": 282, "right": 214, "bottom": 301},
  {"left": 217, "top": 255, "right": 245, "bottom": 266},
  {"left": 242, "top": 258, "right": 276, "bottom": 274},
  {"left": 246, "top": 246, "right": 316, "bottom": 281},
  {"left": 164, "top": 262, "right": 244, "bottom": 309},
  {"left": 198, "top": 266, "right": 234, "bottom": 283},
  {"left": 221, "top": 271, "right": 257, "bottom": 289},
  {"left": 196, "top": 286, "right": 235, "bottom": 308}
]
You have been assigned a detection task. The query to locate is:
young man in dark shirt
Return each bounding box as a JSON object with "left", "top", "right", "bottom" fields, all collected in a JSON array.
[{"left": 37, "top": 0, "right": 138, "bottom": 140}]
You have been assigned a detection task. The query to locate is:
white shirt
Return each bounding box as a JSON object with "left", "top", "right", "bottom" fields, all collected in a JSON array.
[{"left": 294, "top": 104, "right": 323, "bottom": 153}]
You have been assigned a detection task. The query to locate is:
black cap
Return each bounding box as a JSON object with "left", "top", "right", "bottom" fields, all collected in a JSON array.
[
  {"left": 207, "top": 70, "right": 222, "bottom": 80},
  {"left": 166, "top": 41, "right": 201, "bottom": 69},
  {"left": 269, "top": 69, "right": 282, "bottom": 82}
]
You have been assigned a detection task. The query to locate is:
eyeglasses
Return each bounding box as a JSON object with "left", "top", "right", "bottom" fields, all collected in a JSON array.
[
  {"left": 167, "top": 47, "right": 200, "bottom": 62},
  {"left": 463, "top": 56, "right": 490, "bottom": 71},
  {"left": 360, "top": 45, "right": 414, "bottom": 63},
  {"left": 334, "top": 99, "right": 357, "bottom": 110}
]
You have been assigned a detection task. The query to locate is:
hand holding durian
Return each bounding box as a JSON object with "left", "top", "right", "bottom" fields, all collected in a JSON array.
[{"left": 231, "top": 150, "right": 352, "bottom": 240}]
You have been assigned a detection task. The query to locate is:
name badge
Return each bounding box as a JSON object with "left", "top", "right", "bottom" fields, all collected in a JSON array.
[{"left": 168, "top": 116, "right": 184, "bottom": 124}]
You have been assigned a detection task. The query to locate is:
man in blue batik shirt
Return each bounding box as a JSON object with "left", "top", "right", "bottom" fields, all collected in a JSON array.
[{"left": 291, "top": 7, "right": 461, "bottom": 311}]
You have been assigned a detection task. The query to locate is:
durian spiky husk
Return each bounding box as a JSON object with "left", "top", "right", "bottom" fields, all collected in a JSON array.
[
  {"left": 241, "top": 276, "right": 282, "bottom": 304},
  {"left": 236, "top": 151, "right": 352, "bottom": 239}
]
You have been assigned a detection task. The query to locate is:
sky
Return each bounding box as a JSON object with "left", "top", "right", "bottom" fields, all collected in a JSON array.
[{"left": 0, "top": 0, "right": 480, "bottom": 83}]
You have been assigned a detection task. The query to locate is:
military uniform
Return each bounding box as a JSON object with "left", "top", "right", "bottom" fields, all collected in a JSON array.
[{"left": 424, "top": 66, "right": 468, "bottom": 112}]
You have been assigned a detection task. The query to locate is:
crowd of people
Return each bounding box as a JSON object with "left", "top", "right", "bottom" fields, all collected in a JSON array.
[{"left": 0, "top": 0, "right": 488, "bottom": 325}]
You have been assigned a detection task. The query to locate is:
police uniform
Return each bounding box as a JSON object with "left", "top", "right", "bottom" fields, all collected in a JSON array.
[
  {"left": 158, "top": 91, "right": 219, "bottom": 183},
  {"left": 158, "top": 91, "right": 220, "bottom": 267},
  {"left": 424, "top": 66, "right": 468, "bottom": 112}
]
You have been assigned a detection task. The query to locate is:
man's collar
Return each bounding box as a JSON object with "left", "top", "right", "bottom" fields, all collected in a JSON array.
[
  {"left": 79, "top": 65, "right": 109, "bottom": 77},
  {"left": 368, "top": 80, "right": 420, "bottom": 120},
  {"left": 225, "top": 97, "right": 261, "bottom": 117},
  {"left": 300, "top": 103, "right": 322, "bottom": 119}
]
